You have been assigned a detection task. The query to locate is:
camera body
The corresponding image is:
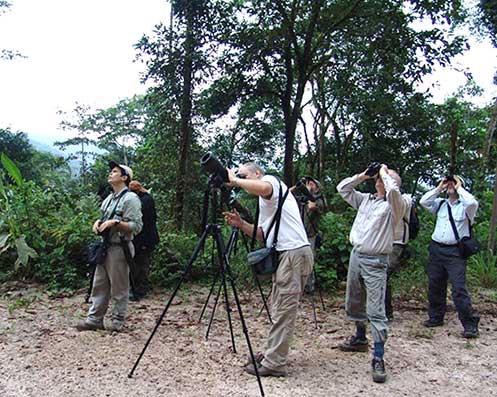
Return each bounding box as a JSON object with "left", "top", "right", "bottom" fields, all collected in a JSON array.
[
  {"left": 295, "top": 178, "right": 317, "bottom": 203},
  {"left": 365, "top": 161, "right": 382, "bottom": 177}
]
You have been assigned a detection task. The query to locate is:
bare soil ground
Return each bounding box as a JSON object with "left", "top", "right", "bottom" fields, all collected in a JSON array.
[{"left": 0, "top": 282, "right": 496, "bottom": 397}]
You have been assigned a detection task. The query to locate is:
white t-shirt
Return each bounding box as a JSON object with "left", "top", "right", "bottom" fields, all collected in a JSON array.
[{"left": 258, "top": 175, "right": 309, "bottom": 251}]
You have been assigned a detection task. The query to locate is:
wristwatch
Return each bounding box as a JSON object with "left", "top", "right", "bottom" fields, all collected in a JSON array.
[{"left": 114, "top": 219, "right": 121, "bottom": 226}]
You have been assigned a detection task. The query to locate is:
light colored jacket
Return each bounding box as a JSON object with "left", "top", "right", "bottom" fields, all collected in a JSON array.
[{"left": 337, "top": 173, "right": 407, "bottom": 255}]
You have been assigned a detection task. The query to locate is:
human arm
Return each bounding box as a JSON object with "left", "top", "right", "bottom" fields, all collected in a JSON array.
[
  {"left": 226, "top": 169, "right": 273, "bottom": 199},
  {"left": 223, "top": 209, "right": 264, "bottom": 241},
  {"left": 336, "top": 171, "right": 370, "bottom": 209},
  {"left": 381, "top": 166, "right": 406, "bottom": 224},
  {"left": 419, "top": 178, "right": 447, "bottom": 214},
  {"left": 454, "top": 176, "right": 478, "bottom": 223}
]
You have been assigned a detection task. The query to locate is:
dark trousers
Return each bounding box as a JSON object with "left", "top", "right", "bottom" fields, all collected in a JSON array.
[
  {"left": 427, "top": 241, "right": 478, "bottom": 329},
  {"left": 130, "top": 249, "right": 151, "bottom": 298}
]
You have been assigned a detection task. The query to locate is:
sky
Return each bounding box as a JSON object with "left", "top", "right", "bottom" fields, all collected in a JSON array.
[
  {"left": 0, "top": 1, "right": 496, "bottom": 146},
  {"left": 0, "top": 0, "right": 169, "bottom": 143}
]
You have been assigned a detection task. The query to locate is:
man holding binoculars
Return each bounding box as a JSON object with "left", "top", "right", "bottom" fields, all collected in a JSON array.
[
  {"left": 337, "top": 162, "right": 408, "bottom": 383},
  {"left": 419, "top": 174, "right": 480, "bottom": 338}
]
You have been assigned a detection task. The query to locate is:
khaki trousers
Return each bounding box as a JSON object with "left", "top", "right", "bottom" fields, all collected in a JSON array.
[
  {"left": 261, "top": 245, "right": 313, "bottom": 371},
  {"left": 345, "top": 248, "right": 388, "bottom": 343},
  {"left": 87, "top": 244, "right": 132, "bottom": 327}
]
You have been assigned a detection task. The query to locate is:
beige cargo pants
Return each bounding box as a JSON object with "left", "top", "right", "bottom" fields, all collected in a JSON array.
[{"left": 261, "top": 245, "right": 314, "bottom": 371}]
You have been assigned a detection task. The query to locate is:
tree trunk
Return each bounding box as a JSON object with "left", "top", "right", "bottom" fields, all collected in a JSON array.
[
  {"left": 488, "top": 167, "right": 497, "bottom": 254},
  {"left": 174, "top": 3, "right": 195, "bottom": 230},
  {"left": 449, "top": 120, "right": 458, "bottom": 175}
]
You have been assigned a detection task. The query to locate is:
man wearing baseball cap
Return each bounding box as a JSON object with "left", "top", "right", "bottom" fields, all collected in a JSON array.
[{"left": 76, "top": 161, "right": 142, "bottom": 332}]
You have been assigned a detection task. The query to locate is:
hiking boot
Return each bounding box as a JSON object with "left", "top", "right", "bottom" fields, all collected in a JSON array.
[
  {"left": 338, "top": 335, "right": 369, "bottom": 352},
  {"left": 462, "top": 328, "right": 479, "bottom": 338},
  {"left": 423, "top": 319, "right": 444, "bottom": 328},
  {"left": 107, "top": 322, "right": 124, "bottom": 333},
  {"left": 244, "top": 351, "right": 264, "bottom": 367},
  {"left": 371, "top": 357, "right": 387, "bottom": 383},
  {"left": 244, "top": 363, "right": 287, "bottom": 377},
  {"left": 463, "top": 316, "right": 479, "bottom": 339},
  {"left": 75, "top": 320, "right": 104, "bottom": 332}
]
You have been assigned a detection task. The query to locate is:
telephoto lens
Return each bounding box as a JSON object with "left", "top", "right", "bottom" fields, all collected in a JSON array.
[{"left": 200, "top": 153, "right": 229, "bottom": 183}]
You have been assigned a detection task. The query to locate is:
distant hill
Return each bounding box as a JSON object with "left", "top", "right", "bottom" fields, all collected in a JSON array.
[{"left": 29, "top": 138, "right": 80, "bottom": 176}]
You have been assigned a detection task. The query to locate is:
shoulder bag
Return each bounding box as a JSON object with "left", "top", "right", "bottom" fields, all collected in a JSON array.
[
  {"left": 446, "top": 202, "right": 481, "bottom": 259},
  {"left": 247, "top": 178, "right": 289, "bottom": 275}
]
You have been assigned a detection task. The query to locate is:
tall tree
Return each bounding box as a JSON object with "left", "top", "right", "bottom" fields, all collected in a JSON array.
[{"left": 135, "top": 0, "right": 231, "bottom": 230}]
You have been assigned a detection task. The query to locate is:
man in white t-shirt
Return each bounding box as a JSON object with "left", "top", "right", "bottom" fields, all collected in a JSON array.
[{"left": 224, "top": 162, "right": 313, "bottom": 377}]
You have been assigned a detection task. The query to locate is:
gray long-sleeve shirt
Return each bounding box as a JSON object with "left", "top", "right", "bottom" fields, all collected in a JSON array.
[
  {"left": 337, "top": 173, "right": 407, "bottom": 255},
  {"left": 419, "top": 186, "right": 478, "bottom": 245}
]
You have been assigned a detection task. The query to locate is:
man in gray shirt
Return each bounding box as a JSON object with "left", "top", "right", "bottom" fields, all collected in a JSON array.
[
  {"left": 76, "top": 161, "right": 142, "bottom": 332},
  {"left": 419, "top": 175, "right": 479, "bottom": 338},
  {"left": 337, "top": 164, "right": 407, "bottom": 383}
]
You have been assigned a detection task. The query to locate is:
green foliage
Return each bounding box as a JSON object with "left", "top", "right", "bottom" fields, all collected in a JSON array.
[
  {"left": 467, "top": 251, "right": 497, "bottom": 288},
  {"left": 0, "top": 152, "right": 100, "bottom": 290},
  {"left": 315, "top": 196, "right": 356, "bottom": 288}
]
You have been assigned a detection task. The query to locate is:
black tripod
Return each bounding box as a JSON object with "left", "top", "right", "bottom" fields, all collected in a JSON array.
[
  {"left": 199, "top": 224, "right": 273, "bottom": 343},
  {"left": 128, "top": 176, "right": 265, "bottom": 397}
]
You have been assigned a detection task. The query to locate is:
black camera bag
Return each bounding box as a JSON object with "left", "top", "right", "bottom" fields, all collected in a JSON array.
[
  {"left": 446, "top": 202, "right": 481, "bottom": 259},
  {"left": 88, "top": 241, "right": 108, "bottom": 266}
]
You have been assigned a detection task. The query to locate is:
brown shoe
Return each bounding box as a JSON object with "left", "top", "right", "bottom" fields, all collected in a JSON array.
[
  {"left": 244, "top": 363, "right": 287, "bottom": 377},
  {"left": 75, "top": 320, "right": 104, "bottom": 331},
  {"left": 244, "top": 352, "right": 264, "bottom": 367}
]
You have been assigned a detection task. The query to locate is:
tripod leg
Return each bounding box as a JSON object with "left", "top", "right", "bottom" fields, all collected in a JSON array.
[
  {"left": 128, "top": 226, "right": 211, "bottom": 379},
  {"left": 254, "top": 274, "right": 272, "bottom": 323},
  {"left": 314, "top": 268, "right": 326, "bottom": 311},
  {"left": 310, "top": 290, "right": 318, "bottom": 329},
  {"left": 199, "top": 270, "right": 220, "bottom": 322},
  {"left": 205, "top": 276, "right": 223, "bottom": 340},
  {"left": 221, "top": 265, "right": 236, "bottom": 353},
  {"left": 85, "top": 265, "right": 96, "bottom": 304},
  {"left": 212, "top": 227, "right": 265, "bottom": 397},
  {"left": 257, "top": 289, "right": 272, "bottom": 318}
]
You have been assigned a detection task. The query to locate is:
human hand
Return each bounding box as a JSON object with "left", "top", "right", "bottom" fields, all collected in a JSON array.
[
  {"left": 97, "top": 220, "right": 117, "bottom": 233},
  {"left": 437, "top": 177, "right": 448, "bottom": 191},
  {"left": 225, "top": 168, "right": 238, "bottom": 187},
  {"left": 92, "top": 220, "right": 101, "bottom": 234},
  {"left": 223, "top": 209, "right": 243, "bottom": 228}
]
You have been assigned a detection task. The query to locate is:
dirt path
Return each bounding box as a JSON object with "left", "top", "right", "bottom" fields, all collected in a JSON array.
[{"left": 1, "top": 283, "right": 496, "bottom": 397}]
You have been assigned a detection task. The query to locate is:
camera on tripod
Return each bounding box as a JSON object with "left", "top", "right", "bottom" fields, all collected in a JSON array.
[
  {"left": 294, "top": 178, "right": 317, "bottom": 203},
  {"left": 201, "top": 152, "right": 229, "bottom": 187}
]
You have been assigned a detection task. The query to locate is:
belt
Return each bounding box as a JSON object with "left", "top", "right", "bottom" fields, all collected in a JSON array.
[{"left": 431, "top": 240, "right": 458, "bottom": 248}]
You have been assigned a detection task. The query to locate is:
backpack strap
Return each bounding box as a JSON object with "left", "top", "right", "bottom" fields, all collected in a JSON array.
[{"left": 250, "top": 177, "right": 289, "bottom": 249}]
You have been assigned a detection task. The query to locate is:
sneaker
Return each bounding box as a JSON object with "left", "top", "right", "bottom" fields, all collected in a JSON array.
[
  {"left": 244, "top": 363, "right": 287, "bottom": 377},
  {"left": 75, "top": 320, "right": 104, "bottom": 332},
  {"left": 338, "top": 335, "right": 369, "bottom": 352},
  {"left": 423, "top": 319, "right": 444, "bottom": 328},
  {"left": 372, "top": 357, "right": 387, "bottom": 383}
]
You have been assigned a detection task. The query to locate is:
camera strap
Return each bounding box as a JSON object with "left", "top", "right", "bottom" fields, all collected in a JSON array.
[
  {"left": 446, "top": 200, "right": 473, "bottom": 242},
  {"left": 250, "top": 177, "right": 289, "bottom": 250},
  {"left": 101, "top": 188, "right": 129, "bottom": 222}
]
